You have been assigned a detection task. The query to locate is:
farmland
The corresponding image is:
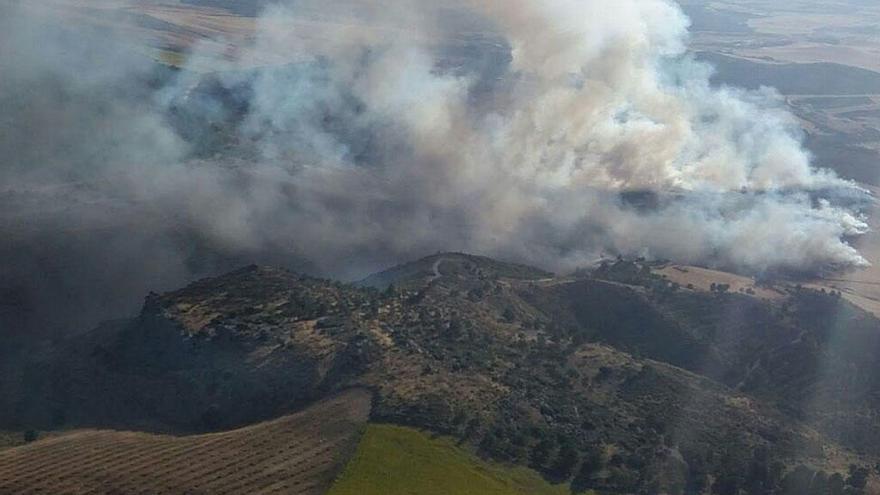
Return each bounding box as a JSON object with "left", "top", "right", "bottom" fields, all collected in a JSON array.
[
  {"left": 328, "top": 424, "right": 571, "bottom": 495},
  {"left": 0, "top": 389, "right": 371, "bottom": 495}
]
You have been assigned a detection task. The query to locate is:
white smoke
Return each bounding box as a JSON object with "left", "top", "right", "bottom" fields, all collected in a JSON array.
[
  {"left": 166, "top": 0, "right": 867, "bottom": 272},
  {"left": 0, "top": 0, "right": 872, "bottom": 335}
]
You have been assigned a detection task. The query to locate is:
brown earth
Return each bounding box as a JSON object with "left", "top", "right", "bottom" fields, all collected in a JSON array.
[{"left": 0, "top": 389, "right": 371, "bottom": 495}]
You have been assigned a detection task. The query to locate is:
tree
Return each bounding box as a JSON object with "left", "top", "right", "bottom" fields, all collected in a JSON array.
[
  {"left": 572, "top": 445, "right": 604, "bottom": 493},
  {"left": 808, "top": 471, "right": 828, "bottom": 495},
  {"left": 446, "top": 318, "right": 463, "bottom": 340},
  {"left": 846, "top": 464, "right": 869, "bottom": 493},
  {"left": 200, "top": 404, "right": 223, "bottom": 430},
  {"left": 744, "top": 448, "right": 771, "bottom": 494},
  {"left": 781, "top": 465, "right": 814, "bottom": 495},
  {"left": 501, "top": 307, "right": 515, "bottom": 322},
  {"left": 609, "top": 467, "right": 640, "bottom": 493},
  {"left": 685, "top": 452, "right": 710, "bottom": 495},
  {"left": 463, "top": 418, "right": 481, "bottom": 441},
  {"left": 23, "top": 430, "right": 38, "bottom": 443},
  {"left": 529, "top": 436, "right": 555, "bottom": 471},
  {"left": 712, "top": 473, "right": 740, "bottom": 495},
  {"left": 548, "top": 440, "right": 579, "bottom": 482},
  {"left": 828, "top": 473, "right": 845, "bottom": 495}
]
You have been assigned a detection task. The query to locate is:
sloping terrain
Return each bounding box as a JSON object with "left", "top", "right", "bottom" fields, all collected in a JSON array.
[
  {"left": 3, "top": 266, "right": 375, "bottom": 432},
  {"left": 5, "top": 254, "right": 880, "bottom": 493},
  {"left": 654, "top": 264, "right": 785, "bottom": 302},
  {"left": 0, "top": 389, "right": 371, "bottom": 495},
  {"left": 328, "top": 424, "right": 569, "bottom": 495}
]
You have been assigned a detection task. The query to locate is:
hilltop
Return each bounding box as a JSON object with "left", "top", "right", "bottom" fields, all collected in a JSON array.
[
  {"left": 358, "top": 252, "right": 553, "bottom": 290},
  {"left": 4, "top": 254, "right": 880, "bottom": 494}
]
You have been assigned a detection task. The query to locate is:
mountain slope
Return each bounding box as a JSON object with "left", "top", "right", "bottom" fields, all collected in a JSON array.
[{"left": 4, "top": 254, "right": 880, "bottom": 494}]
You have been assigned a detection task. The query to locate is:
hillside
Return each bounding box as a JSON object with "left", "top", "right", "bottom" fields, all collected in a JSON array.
[
  {"left": 0, "top": 389, "right": 371, "bottom": 495},
  {"left": 4, "top": 254, "right": 880, "bottom": 494},
  {"left": 328, "top": 424, "right": 569, "bottom": 495}
]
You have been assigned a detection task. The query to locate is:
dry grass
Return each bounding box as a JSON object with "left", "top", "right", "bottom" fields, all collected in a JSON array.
[
  {"left": 804, "top": 184, "right": 880, "bottom": 317},
  {"left": 0, "top": 389, "right": 371, "bottom": 495},
  {"left": 654, "top": 264, "right": 785, "bottom": 301}
]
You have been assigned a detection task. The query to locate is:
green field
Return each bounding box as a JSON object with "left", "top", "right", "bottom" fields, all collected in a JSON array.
[{"left": 328, "top": 424, "right": 573, "bottom": 495}]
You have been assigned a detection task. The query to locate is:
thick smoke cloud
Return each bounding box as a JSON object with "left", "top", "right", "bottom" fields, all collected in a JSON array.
[{"left": 0, "top": 0, "right": 871, "bottom": 337}]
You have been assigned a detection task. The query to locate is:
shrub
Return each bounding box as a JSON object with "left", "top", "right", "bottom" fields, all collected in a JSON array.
[{"left": 23, "top": 430, "right": 38, "bottom": 443}]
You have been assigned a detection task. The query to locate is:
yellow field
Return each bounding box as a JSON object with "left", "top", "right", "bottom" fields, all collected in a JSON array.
[
  {"left": 655, "top": 264, "right": 785, "bottom": 301},
  {"left": 0, "top": 389, "right": 371, "bottom": 495}
]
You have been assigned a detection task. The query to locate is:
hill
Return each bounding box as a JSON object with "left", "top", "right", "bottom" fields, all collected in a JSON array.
[
  {"left": 0, "top": 389, "right": 371, "bottom": 495},
  {"left": 358, "top": 252, "right": 553, "bottom": 290},
  {"left": 4, "top": 255, "right": 880, "bottom": 494}
]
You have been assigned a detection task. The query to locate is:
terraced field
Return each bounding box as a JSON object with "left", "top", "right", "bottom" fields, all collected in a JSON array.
[{"left": 0, "top": 389, "right": 371, "bottom": 495}]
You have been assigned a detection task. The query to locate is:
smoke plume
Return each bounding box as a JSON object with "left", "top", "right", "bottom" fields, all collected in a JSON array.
[{"left": 0, "top": 0, "right": 871, "bottom": 336}]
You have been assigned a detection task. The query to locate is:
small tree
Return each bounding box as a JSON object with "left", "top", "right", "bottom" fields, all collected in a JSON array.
[
  {"left": 23, "top": 430, "right": 38, "bottom": 443},
  {"left": 782, "top": 465, "right": 814, "bottom": 495},
  {"left": 808, "top": 471, "right": 828, "bottom": 495},
  {"left": 548, "top": 440, "right": 579, "bottom": 482},
  {"left": 572, "top": 445, "right": 604, "bottom": 492},
  {"left": 828, "top": 473, "right": 845, "bottom": 495},
  {"left": 501, "top": 307, "right": 515, "bottom": 323},
  {"left": 530, "top": 438, "right": 553, "bottom": 470},
  {"left": 847, "top": 465, "right": 869, "bottom": 493}
]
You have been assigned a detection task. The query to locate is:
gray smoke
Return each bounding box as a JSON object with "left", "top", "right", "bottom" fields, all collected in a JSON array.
[{"left": 0, "top": 0, "right": 871, "bottom": 337}]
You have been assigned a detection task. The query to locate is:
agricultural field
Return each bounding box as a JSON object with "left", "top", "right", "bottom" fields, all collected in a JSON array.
[
  {"left": 682, "top": 0, "right": 880, "bottom": 73},
  {"left": 16, "top": 0, "right": 489, "bottom": 72},
  {"left": 0, "top": 389, "right": 371, "bottom": 495},
  {"left": 680, "top": 0, "right": 880, "bottom": 190},
  {"left": 0, "top": 432, "right": 25, "bottom": 451},
  {"left": 0, "top": 430, "right": 69, "bottom": 452},
  {"left": 655, "top": 260, "right": 880, "bottom": 318},
  {"left": 654, "top": 264, "right": 785, "bottom": 301},
  {"left": 328, "top": 424, "right": 572, "bottom": 495},
  {"left": 806, "top": 185, "right": 880, "bottom": 318}
]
